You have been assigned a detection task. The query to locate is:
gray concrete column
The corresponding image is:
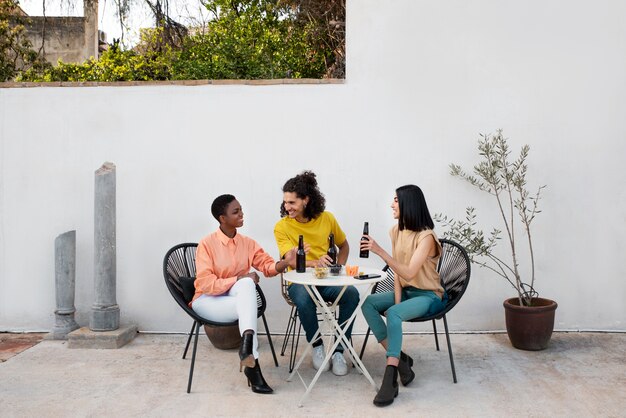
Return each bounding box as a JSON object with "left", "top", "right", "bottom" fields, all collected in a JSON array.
[
  {"left": 83, "top": 0, "right": 99, "bottom": 59},
  {"left": 49, "top": 230, "right": 80, "bottom": 339},
  {"left": 90, "top": 162, "right": 119, "bottom": 331}
]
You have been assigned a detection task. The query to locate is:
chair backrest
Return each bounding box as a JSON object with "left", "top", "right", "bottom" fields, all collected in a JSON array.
[
  {"left": 163, "top": 243, "right": 206, "bottom": 323},
  {"left": 280, "top": 272, "right": 336, "bottom": 309},
  {"left": 372, "top": 266, "right": 395, "bottom": 294},
  {"left": 436, "top": 238, "right": 471, "bottom": 311},
  {"left": 280, "top": 274, "right": 294, "bottom": 306},
  {"left": 163, "top": 243, "right": 266, "bottom": 324}
]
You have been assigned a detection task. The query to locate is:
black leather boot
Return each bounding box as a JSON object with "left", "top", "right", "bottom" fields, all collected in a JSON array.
[
  {"left": 239, "top": 332, "right": 255, "bottom": 371},
  {"left": 243, "top": 359, "right": 274, "bottom": 394},
  {"left": 373, "top": 365, "right": 399, "bottom": 407},
  {"left": 398, "top": 351, "right": 415, "bottom": 386}
]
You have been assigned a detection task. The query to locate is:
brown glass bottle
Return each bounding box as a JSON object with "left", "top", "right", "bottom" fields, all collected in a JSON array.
[
  {"left": 360, "top": 222, "right": 369, "bottom": 258},
  {"left": 296, "top": 235, "right": 306, "bottom": 272},
  {"left": 327, "top": 233, "right": 337, "bottom": 265}
]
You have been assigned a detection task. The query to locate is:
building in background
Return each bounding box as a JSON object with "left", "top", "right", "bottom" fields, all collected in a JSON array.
[{"left": 19, "top": 0, "right": 105, "bottom": 64}]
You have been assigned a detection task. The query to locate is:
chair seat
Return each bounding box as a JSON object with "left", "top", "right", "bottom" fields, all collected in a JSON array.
[{"left": 407, "top": 307, "right": 448, "bottom": 323}]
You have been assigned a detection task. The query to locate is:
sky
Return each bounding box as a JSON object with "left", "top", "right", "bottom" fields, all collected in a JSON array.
[{"left": 20, "top": 0, "right": 210, "bottom": 47}]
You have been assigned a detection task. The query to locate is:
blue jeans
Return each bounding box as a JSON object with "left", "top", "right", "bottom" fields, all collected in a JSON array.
[
  {"left": 288, "top": 283, "right": 360, "bottom": 353},
  {"left": 361, "top": 288, "right": 447, "bottom": 359}
]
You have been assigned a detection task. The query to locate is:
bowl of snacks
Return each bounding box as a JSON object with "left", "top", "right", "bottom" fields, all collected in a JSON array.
[
  {"left": 313, "top": 266, "right": 329, "bottom": 279},
  {"left": 345, "top": 265, "right": 359, "bottom": 276},
  {"left": 329, "top": 264, "right": 342, "bottom": 276}
]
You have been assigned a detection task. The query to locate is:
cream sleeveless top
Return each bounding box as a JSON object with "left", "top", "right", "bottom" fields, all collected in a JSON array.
[{"left": 390, "top": 225, "right": 444, "bottom": 299}]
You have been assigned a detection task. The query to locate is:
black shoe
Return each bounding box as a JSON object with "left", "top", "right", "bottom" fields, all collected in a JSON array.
[
  {"left": 239, "top": 333, "right": 255, "bottom": 372},
  {"left": 373, "top": 365, "right": 399, "bottom": 407},
  {"left": 244, "top": 359, "right": 274, "bottom": 394},
  {"left": 398, "top": 351, "right": 415, "bottom": 386}
]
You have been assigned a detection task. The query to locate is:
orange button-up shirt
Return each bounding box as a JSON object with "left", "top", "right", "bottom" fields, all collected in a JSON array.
[{"left": 193, "top": 228, "right": 279, "bottom": 301}]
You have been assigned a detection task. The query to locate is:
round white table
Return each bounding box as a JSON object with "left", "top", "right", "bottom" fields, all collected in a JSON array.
[{"left": 283, "top": 266, "right": 385, "bottom": 406}]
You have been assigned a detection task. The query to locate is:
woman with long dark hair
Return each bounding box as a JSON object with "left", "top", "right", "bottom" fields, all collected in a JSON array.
[{"left": 360, "top": 185, "right": 446, "bottom": 407}]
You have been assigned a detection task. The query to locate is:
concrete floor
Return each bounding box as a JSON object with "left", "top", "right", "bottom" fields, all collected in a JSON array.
[{"left": 0, "top": 332, "right": 624, "bottom": 417}]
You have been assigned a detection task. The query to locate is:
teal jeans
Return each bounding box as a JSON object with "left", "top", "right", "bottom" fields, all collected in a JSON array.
[{"left": 361, "top": 288, "right": 447, "bottom": 359}]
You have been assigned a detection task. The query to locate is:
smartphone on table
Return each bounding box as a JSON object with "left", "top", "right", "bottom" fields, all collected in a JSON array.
[{"left": 353, "top": 274, "right": 381, "bottom": 280}]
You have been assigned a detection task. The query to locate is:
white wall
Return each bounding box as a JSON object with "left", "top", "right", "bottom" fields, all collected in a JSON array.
[{"left": 1, "top": 0, "right": 625, "bottom": 333}]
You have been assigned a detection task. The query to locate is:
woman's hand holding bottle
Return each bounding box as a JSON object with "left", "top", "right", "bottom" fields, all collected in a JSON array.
[{"left": 360, "top": 234, "right": 383, "bottom": 257}]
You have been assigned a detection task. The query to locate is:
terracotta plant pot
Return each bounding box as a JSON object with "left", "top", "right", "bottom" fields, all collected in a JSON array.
[
  {"left": 503, "top": 297, "right": 558, "bottom": 351},
  {"left": 203, "top": 324, "right": 241, "bottom": 350}
]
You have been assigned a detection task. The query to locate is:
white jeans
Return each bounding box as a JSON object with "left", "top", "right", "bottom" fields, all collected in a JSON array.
[{"left": 191, "top": 277, "right": 259, "bottom": 358}]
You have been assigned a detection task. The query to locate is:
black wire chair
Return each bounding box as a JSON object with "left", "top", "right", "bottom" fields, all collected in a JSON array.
[
  {"left": 163, "top": 243, "right": 279, "bottom": 393},
  {"left": 358, "top": 238, "right": 471, "bottom": 383}
]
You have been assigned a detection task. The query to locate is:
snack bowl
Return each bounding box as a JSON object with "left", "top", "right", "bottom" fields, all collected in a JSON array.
[
  {"left": 345, "top": 265, "right": 359, "bottom": 276},
  {"left": 313, "top": 266, "right": 329, "bottom": 279},
  {"left": 329, "top": 265, "right": 342, "bottom": 275}
]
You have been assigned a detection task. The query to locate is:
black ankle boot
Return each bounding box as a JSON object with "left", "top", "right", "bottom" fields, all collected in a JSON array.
[
  {"left": 239, "top": 332, "right": 255, "bottom": 371},
  {"left": 244, "top": 359, "right": 274, "bottom": 394},
  {"left": 398, "top": 351, "right": 415, "bottom": 386},
  {"left": 373, "top": 365, "right": 399, "bottom": 407}
]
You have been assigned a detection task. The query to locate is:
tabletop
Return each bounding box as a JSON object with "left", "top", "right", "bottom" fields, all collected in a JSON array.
[{"left": 283, "top": 266, "right": 385, "bottom": 287}]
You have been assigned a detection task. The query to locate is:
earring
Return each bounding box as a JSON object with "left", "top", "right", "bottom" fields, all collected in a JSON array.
[{"left": 303, "top": 203, "right": 307, "bottom": 209}]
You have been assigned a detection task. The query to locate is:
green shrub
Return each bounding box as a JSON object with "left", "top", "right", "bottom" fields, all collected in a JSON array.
[
  {"left": 15, "top": 0, "right": 338, "bottom": 82},
  {"left": 17, "top": 40, "right": 173, "bottom": 82}
]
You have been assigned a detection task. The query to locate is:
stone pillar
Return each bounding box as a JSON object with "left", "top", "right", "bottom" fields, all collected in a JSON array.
[
  {"left": 83, "top": 0, "right": 99, "bottom": 59},
  {"left": 48, "top": 231, "right": 80, "bottom": 339},
  {"left": 90, "top": 162, "right": 119, "bottom": 331}
]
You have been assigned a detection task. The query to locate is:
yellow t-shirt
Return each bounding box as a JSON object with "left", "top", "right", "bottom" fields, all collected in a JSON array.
[{"left": 274, "top": 211, "right": 346, "bottom": 261}]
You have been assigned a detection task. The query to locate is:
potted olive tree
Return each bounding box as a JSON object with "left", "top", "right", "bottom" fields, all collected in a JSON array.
[{"left": 435, "top": 130, "right": 557, "bottom": 350}]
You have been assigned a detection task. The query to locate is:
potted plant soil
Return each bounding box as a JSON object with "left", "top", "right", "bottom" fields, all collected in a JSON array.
[{"left": 435, "top": 130, "right": 557, "bottom": 350}]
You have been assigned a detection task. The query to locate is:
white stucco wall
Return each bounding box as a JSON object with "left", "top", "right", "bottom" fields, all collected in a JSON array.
[{"left": 1, "top": 0, "right": 625, "bottom": 334}]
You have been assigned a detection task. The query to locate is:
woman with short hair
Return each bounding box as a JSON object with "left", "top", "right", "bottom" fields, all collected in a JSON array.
[{"left": 193, "top": 194, "right": 298, "bottom": 394}]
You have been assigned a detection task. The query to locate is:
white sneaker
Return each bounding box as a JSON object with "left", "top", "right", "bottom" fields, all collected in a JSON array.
[
  {"left": 312, "top": 345, "right": 330, "bottom": 371},
  {"left": 331, "top": 352, "right": 348, "bottom": 376}
]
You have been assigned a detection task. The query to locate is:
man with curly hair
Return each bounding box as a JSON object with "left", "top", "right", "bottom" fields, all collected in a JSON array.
[{"left": 274, "top": 170, "right": 359, "bottom": 376}]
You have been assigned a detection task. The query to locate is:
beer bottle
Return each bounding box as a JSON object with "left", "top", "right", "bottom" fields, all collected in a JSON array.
[
  {"left": 296, "top": 235, "right": 306, "bottom": 272},
  {"left": 360, "top": 222, "right": 369, "bottom": 258},
  {"left": 327, "top": 233, "right": 337, "bottom": 265}
]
